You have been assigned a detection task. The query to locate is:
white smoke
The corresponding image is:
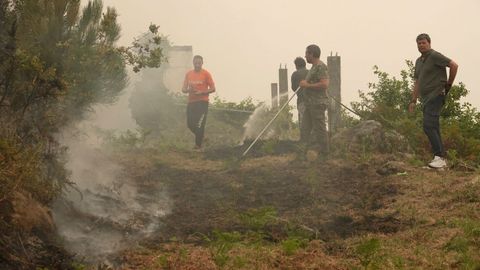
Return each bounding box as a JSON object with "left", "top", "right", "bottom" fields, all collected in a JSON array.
[
  {"left": 52, "top": 81, "right": 171, "bottom": 264},
  {"left": 240, "top": 104, "right": 276, "bottom": 144}
]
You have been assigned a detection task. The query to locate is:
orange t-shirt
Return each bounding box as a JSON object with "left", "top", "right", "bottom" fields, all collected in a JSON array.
[{"left": 183, "top": 69, "right": 215, "bottom": 103}]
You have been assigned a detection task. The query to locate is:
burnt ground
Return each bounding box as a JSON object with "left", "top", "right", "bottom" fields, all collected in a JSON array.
[
  {"left": 151, "top": 155, "right": 402, "bottom": 241},
  {"left": 111, "top": 143, "right": 413, "bottom": 268},
  {"left": 4, "top": 139, "right": 478, "bottom": 269}
]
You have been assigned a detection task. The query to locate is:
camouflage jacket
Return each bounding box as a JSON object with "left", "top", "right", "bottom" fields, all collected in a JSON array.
[{"left": 304, "top": 61, "right": 329, "bottom": 105}]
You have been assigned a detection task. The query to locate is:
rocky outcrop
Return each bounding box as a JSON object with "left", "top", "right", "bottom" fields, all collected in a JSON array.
[{"left": 331, "top": 120, "right": 411, "bottom": 156}]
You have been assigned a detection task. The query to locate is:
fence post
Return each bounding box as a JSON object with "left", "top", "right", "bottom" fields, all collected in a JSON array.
[
  {"left": 271, "top": 83, "right": 278, "bottom": 109},
  {"left": 327, "top": 53, "right": 342, "bottom": 133},
  {"left": 278, "top": 64, "right": 288, "bottom": 106}
]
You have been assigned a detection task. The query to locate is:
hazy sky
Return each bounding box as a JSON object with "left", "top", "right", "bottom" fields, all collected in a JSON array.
[{"left": 94, "top": 0, "right": 479, "bottom": 109}]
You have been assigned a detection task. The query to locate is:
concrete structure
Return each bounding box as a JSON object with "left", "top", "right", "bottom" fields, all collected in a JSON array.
[
  {"left": 278, "top": 65, "right": 288, "bottom": 105},
  {"left": 162, "top": 46, "right": 193, "bottom": 93}
]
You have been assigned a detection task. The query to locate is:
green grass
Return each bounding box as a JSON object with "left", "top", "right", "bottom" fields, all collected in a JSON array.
[
  {"left": 355, "top": 237, "right": 382, "bottom": 269},
  {"left": 281, "top": 236, "right": 308, "bottom": 256}
]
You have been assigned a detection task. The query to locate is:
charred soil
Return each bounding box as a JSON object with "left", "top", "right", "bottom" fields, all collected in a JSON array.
[{"left": 2, "top": 140, "right": 479, "bottom": 269}]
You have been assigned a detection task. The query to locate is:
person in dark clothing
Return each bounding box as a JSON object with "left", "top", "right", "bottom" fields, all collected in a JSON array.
[
  {"left": 408, "top": 33, "right": 458, "bottom": 169},
  {"left": 182, "top": 55, "right": 216, "bottom": 149},
  {"left": 291, "top": 57, "right": 309, "bottom": 142}
]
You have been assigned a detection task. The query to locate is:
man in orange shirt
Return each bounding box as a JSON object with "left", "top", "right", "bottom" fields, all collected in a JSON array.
[{"left": 182, "top": 55, "right": 216, "bottom": 149}]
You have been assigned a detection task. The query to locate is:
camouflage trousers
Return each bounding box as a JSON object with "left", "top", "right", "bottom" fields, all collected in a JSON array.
[{"left": 301, "top": 103, "right": 329, "bottom": 154}]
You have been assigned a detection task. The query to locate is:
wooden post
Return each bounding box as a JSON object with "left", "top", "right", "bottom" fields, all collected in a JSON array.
[
  {"left": 327, "top": 53, "right": 341, "bottom": 133},
  {"left": 271, "top": 83, "right": 278, "bottom": 109},
  {"left": 278, "top": 65, "right": 288, "bottom": 106}
]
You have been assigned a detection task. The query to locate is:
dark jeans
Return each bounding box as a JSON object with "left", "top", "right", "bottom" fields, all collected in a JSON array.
[
  {"left": 302, "top": 103, "right": 329, "bottom": 154},
  {"left": 187, "top": 101, "right": 208, "bottom": 147},
  {"left": 422, "top": 94, "right": 445, "bottom": 157}
]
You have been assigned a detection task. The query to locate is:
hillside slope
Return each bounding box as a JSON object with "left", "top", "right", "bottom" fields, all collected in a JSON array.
[{"left": 110, "top": 144, "right": 480, "bottom": 269}]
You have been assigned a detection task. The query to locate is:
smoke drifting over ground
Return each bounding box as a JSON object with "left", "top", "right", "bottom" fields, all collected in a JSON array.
[{"left": 52, "top": 87, "right": 171, "bottom": 263}]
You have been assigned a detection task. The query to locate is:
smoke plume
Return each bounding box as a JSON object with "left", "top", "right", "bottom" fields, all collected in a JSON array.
[{"left": 52, "top": 83, "right": 171, "bottom": 264}]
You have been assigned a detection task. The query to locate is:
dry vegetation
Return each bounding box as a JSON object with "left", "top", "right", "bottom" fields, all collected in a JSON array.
[
  {"left": 98, "top": 138, "right": 480, "bottom": 270},
  {"left": 2, "top": 1, "right": 480, "bottom": 269}
]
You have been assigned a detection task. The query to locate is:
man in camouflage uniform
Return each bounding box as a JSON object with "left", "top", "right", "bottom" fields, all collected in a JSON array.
[{"left": 299, "top": 44, "right": 330, "bottom": 158}]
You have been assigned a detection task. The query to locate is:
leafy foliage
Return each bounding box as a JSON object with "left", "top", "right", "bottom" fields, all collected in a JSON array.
[
  {"left": 212, "top": 95, "right": 257, "bottom": 112},
  {"left": 0, "top": 2, "right": 167, "bottom": 267},
  {"left": 0, "top": 0, "right": 166, "bottom": 213},
  {"left": 351, "top": 63, "right": 414, "bottom": 124}
]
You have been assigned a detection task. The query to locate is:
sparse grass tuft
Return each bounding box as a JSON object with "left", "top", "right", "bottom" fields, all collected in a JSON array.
[
  {"left": 355, "top": 237, "right": 382, "bottom": 269},
  {"left": 260, "top": 139, "right": 278, "bottom": 155},
  {"left": 204, "top": 230, "right": 243, "bottom": 267},
  {"left": 453, "top": 181, "right": 480, "bottom": 203},
  {"left": 281, "top": 236, "right": 308, "bottom": 256},
  {"left": 222, "top": 157, "right": 243, "bottom": 171},
  {"left": 239, "top": 207, "right": 278, "bottom": 232},
  {"left": 445, "top": 236, "right": 469, "bottom": 253}
]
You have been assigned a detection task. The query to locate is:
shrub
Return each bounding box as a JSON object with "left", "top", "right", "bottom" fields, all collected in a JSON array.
[{"left": 348, "top": 62, "right": 480, "bottom": 166}]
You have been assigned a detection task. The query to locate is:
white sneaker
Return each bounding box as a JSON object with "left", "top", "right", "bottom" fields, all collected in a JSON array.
[{"left": 428, "top": 156, "right": 447, "bottom": 169}]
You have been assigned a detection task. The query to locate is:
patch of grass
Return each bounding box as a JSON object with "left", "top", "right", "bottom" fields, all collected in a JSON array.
[
  {"left": 212, "top": 230, "right": 244, "bottom": 243},
  {"left": 453, "top": 182, "right": 480, "bottom": 203},
  {"left": 232, "top": 255, "right": 247, "bottom": 268},
  {"left": 304, "top": 166, "right": 318, "bottom": 184},
  {"left": 102, "top": 128, "right": 151, "bottom": 151},
  {"left": 389, "top": 255, "right": 406, "bottom": 269},
  {"left": 178, "top": 247, "right": 189, "bottom": 261},
  {"left": 407, "top": 155, "right": 424, "bottom": 167},
  {"left": 153, "top": 254, "right": 169, "bottom": 269},
  {"left": 302, "top": 166, "right": 321, "bottom": 199},
  {"left": 461, "top": 260, "right": 480, "bottom": 270},
  {"left": 459, "top": 219, "right": 480, "bottom": 241},
  {"left": 206, "top": 230, "right": 243, "bottom": 267},
  {"left": 355, "top": 237, "right": 382, "bottom": 269},
  {"left": 281, "top": 236, "right": 308, "bottom": 256},
  {"left": 260, "top": 140, "right": 278, "bottom": 155},
  {"left": 65, "top": 262, "right": 87, "bottom": 270},
  {"left": 445, "top": 236, "right": 469, "bottom": 253},
  {"left": 359, "top": 136, "right": 374, "bottom": 163},
  {"left": 222, "top": 157, "right": 243, "bottom": 171},
  {"left": 211, "top": 242, "right": 230, "bottom": 266},
  {"left": 200, "top": 207, "right": 315, "bottom": 267},
  {"left": 444, "top": 219, "right": 480, "bottom": 269},
  {"left": 239, "top": 207, "right": 277, "bottom": 232}
]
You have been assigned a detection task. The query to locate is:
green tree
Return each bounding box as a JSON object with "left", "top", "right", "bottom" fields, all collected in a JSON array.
[
  {"left": 351, "top": 61, "right": 414, "bottom": 125},
  {"left": 0, "top": 0, "right": 166, "bottom": 203},
  {"left": 1, "top": 1, "right": 167, "bottom": 267}
]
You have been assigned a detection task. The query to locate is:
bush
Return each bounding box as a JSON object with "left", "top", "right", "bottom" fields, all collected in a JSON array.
[
  {"left": 348, "top": 61, "right": 480, "bottom": 166},
  {"left": 0, "top": 119, "right": 68, "bottom": 205}
]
